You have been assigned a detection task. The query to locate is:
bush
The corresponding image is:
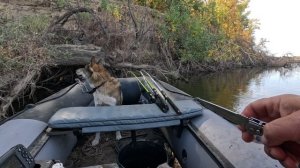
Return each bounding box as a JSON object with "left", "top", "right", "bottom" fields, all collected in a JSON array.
[
  {"left": 134, "top": 0, "right": 169, "bottom": 11},
  {"left": 0, "top": 15, "right": 50, "bottom": 76},
  {"left": 99, "top": 0, "right": 122, "bottom": 20},
  {"left": 157, "top": 0, "right": 259, "bottom": 64},
  {"left": 161, "top": 1, "right": 221, "bottom": 62},
  {"left": 0, "top": 15, "right": 49, "bottom": 44},
  {"left": 55, "top": 0, "right": 68, "bottom": 9}
]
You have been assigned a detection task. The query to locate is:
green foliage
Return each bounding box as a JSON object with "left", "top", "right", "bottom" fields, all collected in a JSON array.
[
  {"left": 22, "top": 15, "right": 50, "bottom": 34},
  {"left": 0, "top": 15, "right": 50, "bottom": 73},
  {"left": 83, "top": 0, "right": 92, "bottom": 7},
  {"left": 99, "top": 0, "right": 122, "bottom": 20},
  {"left": 55, "top": 0, "right": 68, "bottom": 9},
  {"left": 0, "top": 15, "right": 49, "bottom": 45},
  {"left": 78, "top": 12, "right": 92, "bottom": 22},
  {"left": 148, "top": 0, "right": 259, "bottom": 63},
  {"left": 134, "top": 0, "right": 169, "bottom": 11},
  {"left": 100, "top": 0, "right": 109, "bottom": 10},
  {"left": 161, "top": 1, "right": 221, "bottom": 62}
]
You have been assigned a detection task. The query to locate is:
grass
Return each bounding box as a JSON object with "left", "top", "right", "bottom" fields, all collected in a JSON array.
[
  {"left": 99, "top": 0, "right": 122, "bottom": 20},
  {"left": 78, "top": 12, "right": 93, "bottom": 22},
  {"left": 0, "top": 13, "right": 52, "bottom": 117},
  {"left": 22, "top": 15, "right": 50, "bottom": 34},
  {"left": 0, "top": 15, "right": 49, "bottom": 68},
  {"left": 55, "top": 0, "right": 68, "bottom": 9}
]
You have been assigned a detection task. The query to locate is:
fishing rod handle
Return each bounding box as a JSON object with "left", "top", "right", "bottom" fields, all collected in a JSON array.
[
  {"left": 166, "top": 96, "right": 181, "bottom": 115},
  {"left": 155, "top": 96, "right": 169, "bottom": 112},
  {"left": 153, "top": 89, "right": 169, "bottom": 113}
]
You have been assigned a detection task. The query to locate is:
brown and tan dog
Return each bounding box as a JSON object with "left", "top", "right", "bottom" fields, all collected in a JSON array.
[{"left": 76, "top": 56, "right": 122, "bottom": 146}]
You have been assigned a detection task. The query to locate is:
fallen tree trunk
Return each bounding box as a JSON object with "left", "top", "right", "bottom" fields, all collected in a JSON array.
[
  {"left": 115, "top": 62, "right": 158, "bottom": 70},
  {"left": 50, "top": 45, "right": 166, "bottom": 73},
  {"left": 50, "top": 44, "right": 106, "bottom": 66}
]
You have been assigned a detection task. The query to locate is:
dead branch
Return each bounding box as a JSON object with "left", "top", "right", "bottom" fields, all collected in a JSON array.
[
  {"left": 0, "top": 71, "right": 38, "bottom": 118},
  {"left": 48, "top": 7, "right": 107, "bottom": 36},
  {"left": 240, "top": 47, "right": 254, "bottom": 65},
  {"left": 52, "top": 8, "right": 91, "bottom": 26},
  {"left": 127, "top": 0, "right": 139, "bottom": 39},
  {"left": 138, "top": 8, "right": 149, "bottom": 39}
]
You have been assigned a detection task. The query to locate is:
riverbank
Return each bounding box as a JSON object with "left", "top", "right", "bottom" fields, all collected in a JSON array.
[
  {"left": 174, "top": 64, "right": 300, "bottom": 112},
  {"left": 0, "top": 0, "right": 298, "bottom": 117}
]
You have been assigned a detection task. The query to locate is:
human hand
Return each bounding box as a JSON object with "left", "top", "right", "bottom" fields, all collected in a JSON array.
[{"left": 240, "top": 94, "right": 300, "bottom": 168}]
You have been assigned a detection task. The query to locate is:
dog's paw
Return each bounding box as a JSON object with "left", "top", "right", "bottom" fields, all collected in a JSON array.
[
  {"left": 116, "top": 131, "right": 122, "bottom": 140},
  {"left": 157, "top": 163, "right": 172, "bottom": 168},
  {"left": 91, "top": 139, "right": 100, "bottom": 146}
]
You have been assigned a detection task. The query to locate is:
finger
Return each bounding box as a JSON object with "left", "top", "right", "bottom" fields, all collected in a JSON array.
[
  {"left": 264, "top": 146, "right": 287, "bottom": 161},
  {"left": 264, "top": 146, "right": 271, "bottom": 157},
  {"left": 241, "top": 102, "right": 263, "bottom": 118},
  {"left": 239, "top": 125, "right": 254, "bottom": 142},
  {"left": 282, "top": 142, "right": 300, "bottom": 161},
  {"left": 278, "top": 94, "right": 300, "bottom": 116},
  {"left": 269, "top": 146, "right": 286, "bottom": 160},
  {"left": 237, "top": 125, "right": 245, "bottom": 132},
  {"left": 265, "top": 146, "right": 298, "bottom": 168},
  {"left": 263, "top": 112, "right": 300, "bottom": 146},
  {"left": 241, "top": 98, "right": 280, "bottom": 121},
  {"left": 280, "top": 153, "right": 299, "bottom": 168},
  {"left": 242, "top": 132, "right": 253, "bottom": 142}
]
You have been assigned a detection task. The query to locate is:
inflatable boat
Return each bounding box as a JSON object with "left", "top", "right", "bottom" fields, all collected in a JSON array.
[{"left": 0, "top": 77, "right": 282, "bottom": 168}]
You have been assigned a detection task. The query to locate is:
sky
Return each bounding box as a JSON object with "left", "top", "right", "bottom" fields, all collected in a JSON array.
[{"left": 248, "top": 0, "right": 300, "bottom": 56}]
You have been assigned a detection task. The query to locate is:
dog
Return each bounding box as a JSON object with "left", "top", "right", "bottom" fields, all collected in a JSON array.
[{"left": 76, "top": 56, "right": 123, "bottom": 146}]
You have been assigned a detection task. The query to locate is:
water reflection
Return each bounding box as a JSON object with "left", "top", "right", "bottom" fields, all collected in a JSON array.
[{"left": 174, "top": 64, "right": 300, "bottom": 113}]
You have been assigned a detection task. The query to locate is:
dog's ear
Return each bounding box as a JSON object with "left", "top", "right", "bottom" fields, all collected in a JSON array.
[
  {"left": 90, "top": 56, "right": 96, "bottom": 65},
  {"left": 96, "top": 58, "right": 106, "bottom": 68}
]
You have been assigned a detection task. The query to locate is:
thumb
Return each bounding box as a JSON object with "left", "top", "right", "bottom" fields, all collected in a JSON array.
[{"left": 262, "top": 112, "right": 300, "bottom": 146}]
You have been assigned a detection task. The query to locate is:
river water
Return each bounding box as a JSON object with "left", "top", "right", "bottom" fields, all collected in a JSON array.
[{"left": 174, "top": 64, "right": 300, "bottom": 113}]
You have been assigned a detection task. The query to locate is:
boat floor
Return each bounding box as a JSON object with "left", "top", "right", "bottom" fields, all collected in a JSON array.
[{"left": 66, "top": 129, "right": 172, "bottom": 167}]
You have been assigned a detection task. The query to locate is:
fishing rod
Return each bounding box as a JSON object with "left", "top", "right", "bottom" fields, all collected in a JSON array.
[
  {"left": 130, "top": 71, "right": 169, "bottom": 113},
  {"left": 141, "top": 70, "right": 181, "bottom": 115},
  {"left": 139, "top": 71, "right": 155, "bottom": 97},
  {"left": 139, "top": 71, "right": 170, "bottom": 112},
  {"left": 129, "top": 71, "right": 155, "bottom": 102}
]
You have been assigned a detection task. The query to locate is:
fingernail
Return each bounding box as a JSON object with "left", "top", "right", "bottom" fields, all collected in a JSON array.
[
  {"left": 261, "top": 135, "right": 268, "bottom": 145},
  {"left": 282, "top": 157, "right": 298, "bottom": 168},
  {"left": 269, "top": 148, "right": 278, "bottom": 158}
]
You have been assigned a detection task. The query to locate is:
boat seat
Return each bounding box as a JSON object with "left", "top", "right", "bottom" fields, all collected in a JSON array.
[{"left": 48, "top": 100, "right": 202, "bottom": 133}]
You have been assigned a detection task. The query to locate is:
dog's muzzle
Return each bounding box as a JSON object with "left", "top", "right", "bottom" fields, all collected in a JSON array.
[
  {"left": 75, "top": 77, "right": 93, "bottom": 94},
  {"left": 77, "top": 74, "right": 85, "bottom": 82}
]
